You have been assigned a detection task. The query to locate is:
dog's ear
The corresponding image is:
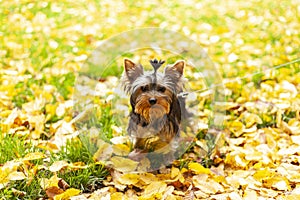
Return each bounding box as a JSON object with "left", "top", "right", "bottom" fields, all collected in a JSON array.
[
  {"left": 164, "top": 60, "right": 184, "bottom": 80},
  {"left": 124, "top": 59, "right": 144, "bottom": 83}
]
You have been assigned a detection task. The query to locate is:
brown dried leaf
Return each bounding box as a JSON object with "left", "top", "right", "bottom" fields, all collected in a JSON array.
[{"left": 46, "top": 186, "right": 64, "bottom": 199}]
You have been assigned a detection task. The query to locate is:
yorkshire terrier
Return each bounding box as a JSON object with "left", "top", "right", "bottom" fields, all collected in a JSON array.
[{"left": 122, "top": 58, "right": 189, "bottom": 163}]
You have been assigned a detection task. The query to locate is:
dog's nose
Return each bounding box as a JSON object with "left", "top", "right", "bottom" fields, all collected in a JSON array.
[{"left": 149, "top": 97, "right": 157, "bottom": 105}]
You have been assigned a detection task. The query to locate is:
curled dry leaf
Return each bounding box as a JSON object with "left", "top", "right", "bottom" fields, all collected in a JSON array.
[{"left": 49, "top": 161, "right": 69, "bottom": 172}]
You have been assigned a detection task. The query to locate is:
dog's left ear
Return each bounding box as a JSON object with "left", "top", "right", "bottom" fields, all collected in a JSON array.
[
  {"left": 164, "top": 60, "right": 185, "bottom": 80},
  {"left": 124, "top": 58, "right": 144, "bottom": 83}
]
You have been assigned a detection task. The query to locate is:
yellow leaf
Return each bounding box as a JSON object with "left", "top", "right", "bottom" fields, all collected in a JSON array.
[
  {"left": 8, "top": 171, "right": 26, "bottom": 181},
  {"left": 170, "top": 167, "right": 185, "bottom": 183},
  {"left": 171, "top": 167, "right": 180, "bottom": 179},
  {"left": 243, "top": 190, "right": 258, "bottom": 200},
  {"left": 111, "top": 125, "right": 123, "bottom": 136},
  {"left": 244, "top": 113, "right": 262, "bottom": 128},
  {"left": 29, "top": 114, "right": 45, "bottom": 139},
  {"left": 0, "top": 167, "right": 11, "bottom": 189},
  {"left": 93, "top": 140, "right": 113, "bottom": 161},
  {"left": 253, "top": 162, "right": 263, "bottom": 169},
  {"left": 193, "top": 176, "right": 224, "bottom": 194},
  {"left": 112, "top": 144, "right": 130, "bottom": 156},
  {"left": 263, "top": 175, "right": 291, "bottom": 191},
  {"left": 253, "top": 168, "right": 276, "bottom": 182},
  {"left": 225, "top": 152, "right": 249, "bottom": 169},
  {"left": 68, "top": 162, "right": 88, "bottom": 170},
  {"left": 180, "top": 167, "right": 188, "bottom": 174},
  {"left": 188, "top": 162, "right": 211, "bottom": 175},
  {"left": 118, "top": 173, "right": 140, "bottom": 185},
  {"left": 45, "top": 103, "right": 58, "bottom": 121},
  {"left": 110, "top": 156, "right": 138, "bottom": 173},
  {"left": 111, "top": 192, "right": 126, "bottom": 200},
  {"left": 139, "top": 173, "right": 158, "bottom": 184},
  {"left": 23, "top": 152, "right": 46, "bottom": 161},
  {"left": 110, "top": 136, "right": 129, "bottom": 145},
  {"left": 37, "top": 142, "right": 59, "bottom": 152},
  {"left": 286, "top": 194, "right": 300, "bottom": 200},
  {"left": 244, "top": 151, "right": 262, "bottom": 161},
  {"left": 22, "top": 96, "right": 45, "bottom": 113},
  {"left": 1, "top": 108, "right": 19, "bottom": 133},
  {"left": 229, "top": 121, "right": 244, "bottom": 137},
  {"left": 54, "top": 188, "right": 81, "bottom": 200},
  {"left": 142, "top": 181, "right": 167, "bottom": 198},
  {"left": 0, "top": 110, "right": 12, "bottom": 118},
  {"left": 40, "top": 174, "right": 60, "bottom": 190},
  {"left": 213, "top": 175, "right": 226, "bottom": 184}
]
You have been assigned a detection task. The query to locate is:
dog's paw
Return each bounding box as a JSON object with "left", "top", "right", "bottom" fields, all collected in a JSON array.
[{"left": 128, "top": 149, "right": 146, "bottom": 161}]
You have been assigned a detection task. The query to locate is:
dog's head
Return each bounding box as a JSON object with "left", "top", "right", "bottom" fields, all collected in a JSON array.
[{"left": 122, "top": 59, "right": 185, "bottom": 124}]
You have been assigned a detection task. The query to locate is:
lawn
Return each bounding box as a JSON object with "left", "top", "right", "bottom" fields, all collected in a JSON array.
[{"left": 1, "top": 0, "right": 300, "bottom": 199}]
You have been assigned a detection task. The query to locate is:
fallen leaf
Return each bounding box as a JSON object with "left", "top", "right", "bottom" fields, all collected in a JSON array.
[
  {"left": 229, "top": 121, "right": 245, "bottom": 137},
  {"left": 40, "top": 174, "right": 60, "bottom": 190},
  {"left": 110, "top": 156, "right": 138, "bottom": 173},
  {"left": 8, "top": 171, "right": 26, "bottom": 181},
  {"left": 54, "top": 188, "right": 81, "bottom": 200},
  {"left": 117, "top": 173, "right": 140, "bottom": 185},
  {"left": 193, "top": 176, "right": 224, "bottom": 194},
  {"left": 46, "top": 186, "right": 64, "bottom": 199},
  {"left": 262, "top": 175, "right": 291, "bottom": 191},
  {"left": 243, "top": 190, "right": 258, "bottom": 200},
  {"left": 188, "top": 162, "right": 211, "bottom": 175},
  {"left": 93, "top": 140, "right": 113, "bottom": 161},
  {"left": 23, "top": 152, "right": 46, "bottom": 161},
  {"left": 253, "top": 168, "right": 276, "bottom": 182},
  {"left": 142, "top": 181, "right": 167, "bottom": 199},
  {"left": 49, "top": 161, "right": 69, "bottom": 172}
]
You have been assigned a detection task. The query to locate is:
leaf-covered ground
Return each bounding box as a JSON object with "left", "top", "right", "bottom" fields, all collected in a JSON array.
[{"left": 1, "top": 0, "right": 300, "bottom": 199}]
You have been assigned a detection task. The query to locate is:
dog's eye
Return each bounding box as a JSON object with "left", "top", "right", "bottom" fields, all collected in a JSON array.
[
  {"left": 158, "top": 86, "right": 166, "bottom": 93},
  {"left": 141, "top": 85, "right": 149, "bottom": 92}
]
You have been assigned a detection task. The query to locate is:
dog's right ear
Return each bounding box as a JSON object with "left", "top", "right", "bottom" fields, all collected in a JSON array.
[{"left": 124, "top": 59, "right": 144, "bottom": 83}]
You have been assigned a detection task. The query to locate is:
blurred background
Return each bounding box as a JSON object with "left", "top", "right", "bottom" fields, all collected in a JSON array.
[
  {"left": 1, "top": 0, "right": 300, "bottom": 198},
  {"left": 2, "top": 0, "right": 299, "bottom": 78}
]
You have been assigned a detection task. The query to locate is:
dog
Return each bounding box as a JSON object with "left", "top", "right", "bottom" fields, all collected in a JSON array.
[{"left": 122, "top": 58, "right": 189, "bottom": 163}]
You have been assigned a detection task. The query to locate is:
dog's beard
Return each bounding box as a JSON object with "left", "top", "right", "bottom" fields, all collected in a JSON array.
[
  {"left": 149, "top": 104, "right": 167, "bottom": 122},
  {"left": 134, "top": 96, "right": 170, "bottom": 125}
]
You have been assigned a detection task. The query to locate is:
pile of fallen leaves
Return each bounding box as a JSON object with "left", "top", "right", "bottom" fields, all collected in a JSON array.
[{"left": 1, "top": 0, "right": 300, "bottom": 199}]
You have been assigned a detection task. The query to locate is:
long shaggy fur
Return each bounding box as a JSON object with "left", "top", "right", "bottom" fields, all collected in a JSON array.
[{"left": 121, "top": 58, "right": 189, "bottom": 161}]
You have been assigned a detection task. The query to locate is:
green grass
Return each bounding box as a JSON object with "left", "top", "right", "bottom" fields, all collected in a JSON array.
[
  {"left": 49, "top": 72, "right": 75, "bottom": 100},
  {"left": 12, "top": 83, "right": 35, "bottom": 108},
  {"left": 0, "top": 136, "right": 108, "bottom": 199},
  {"left": 1, "top": 170, "right": 51, "bottom": 200},
  {"left": 52, "top": 139, "right": 109, "bottom": 192},
  {"left": 0, "top": 134, "right": 36, "bottom": 164},
  {"left": 0, "top": 134, "right": 48, "bottom": 199},
  {"left": 51, "top": 139, "right": 94, "bottom": 164},
  {"left": 58, "top": 163, "right": 108, "bottom": 193}
]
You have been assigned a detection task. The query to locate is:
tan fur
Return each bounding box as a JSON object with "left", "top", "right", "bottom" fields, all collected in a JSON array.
[{"left": 122, "top": 58, "right": 190, "bottom": 163}]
